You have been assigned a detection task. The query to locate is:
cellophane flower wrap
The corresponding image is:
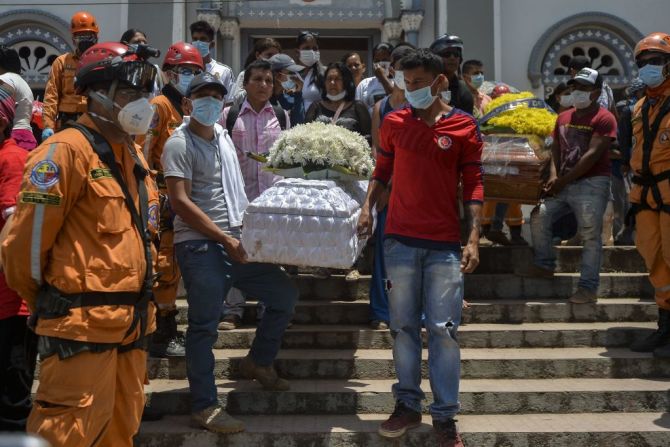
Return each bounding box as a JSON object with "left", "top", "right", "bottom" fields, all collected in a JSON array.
[
  {"left": 479, "top": 92, "right": 555, "bottom": 203},
  {"left": 266, "top": 122, "right": 374, "bottom": 179}
]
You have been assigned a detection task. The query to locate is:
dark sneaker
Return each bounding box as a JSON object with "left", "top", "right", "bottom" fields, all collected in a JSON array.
[
  {"left": 219, "top": 314, "right": 242, "bottom": 331},
  {"left": 378, "top": 402, "right": 422, "bottom": 438},
  {"left": 370, "top": 320, "right": 389, "bottom": 330},
  {"left": 486, "top": 229, "right": 512, "bottom": 246},
  {"left": 433, "top": 419, "right": 465, "bottom": 447},
  {"left": 631, "top": 308, "right": 670, "bottom": 352},
  {"left": 239, "top": 355, "right": 290, "bottom": 391},
  {"left": 568, "top": 288, "right": 597, "bottom": 304}
]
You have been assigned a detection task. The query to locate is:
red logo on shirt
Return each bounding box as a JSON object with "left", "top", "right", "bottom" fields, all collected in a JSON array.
[{"left": 437, "top": 135, "right": 452, "bottom": 150}]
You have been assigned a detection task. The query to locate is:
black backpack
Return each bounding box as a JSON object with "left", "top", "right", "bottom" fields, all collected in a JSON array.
[{"left": 225, "top": 103, "right": 287, "bottom": 134}]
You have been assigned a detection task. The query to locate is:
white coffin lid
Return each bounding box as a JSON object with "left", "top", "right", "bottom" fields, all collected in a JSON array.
[{"left": 245, "top": 178, "right": 365, "bottom": 218}]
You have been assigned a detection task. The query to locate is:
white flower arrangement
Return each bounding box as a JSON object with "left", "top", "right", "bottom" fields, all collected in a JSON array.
[{"left": 266, "top": 122, "right": 374, "bottom": 179}]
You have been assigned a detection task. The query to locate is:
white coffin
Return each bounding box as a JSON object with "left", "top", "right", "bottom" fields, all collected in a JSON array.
[{"left": 241, "top": 178, "right": 369, "bottom": 268}]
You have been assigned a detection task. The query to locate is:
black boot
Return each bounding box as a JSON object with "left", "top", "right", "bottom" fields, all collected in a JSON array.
[
  {"left": 509, "top": 226, "right": 529, "bottom": 246},
  {"left": 149, "top": 308, "right": 185, "bottom": 358},
  {"left": 630, "top": 308, "right": 670, "bottom": 352}
]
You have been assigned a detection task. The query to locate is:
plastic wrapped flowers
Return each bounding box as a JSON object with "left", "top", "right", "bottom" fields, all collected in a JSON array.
[
  {"left": 265, "top": 122, "right": 374, "bottom": 181},
  {"left": 480, "top": 91, "right": 557, "bottom": 138}
]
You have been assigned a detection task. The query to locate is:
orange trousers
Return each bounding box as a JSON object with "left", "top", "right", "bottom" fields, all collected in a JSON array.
[
  {"left": 28, "top": 347, "right": 147, "bottom": 447},
  {"left": 154, "top": 228, "right": 181, "bottom": 308},
  {"left": 635, "top": 210, "right": 670, "bottom": 310},
  {"left": 482, "top": 201, "right": 524, "bottom": 227}
]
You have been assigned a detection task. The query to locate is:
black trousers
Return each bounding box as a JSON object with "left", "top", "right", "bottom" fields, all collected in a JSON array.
[{"left": 0, "top": 316, "right": 38, "bottom": 431}]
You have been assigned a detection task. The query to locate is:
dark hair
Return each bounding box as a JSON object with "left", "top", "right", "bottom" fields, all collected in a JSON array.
[
  {"left": 0, "top": 45, "right": 20, "bottom": 73},
  {"left": 546, "top": 82, "right": 569, "bottom": 112},
  {"left": 244, "top": 38, "right": 282, "bottom": 69},
  {"left": 244, "top": 59, "right": 273, "bottom": 85},
  {"left": 190, "top": 21, "right": 215, "bottom": 41},
  {"left": 399, "top": 48, "right": 444, "bottom": 77},
  {"left": 462, "top": 59, "right": 483, "bottom": 74},
  {"left": 373, "top": 42, "right": 394, "bottom": 57},
  {"left": 341, "top": 52, "right": 361, "bottom": 64},
  {"left": 297, "top": 30, "right": 319, "bottom": 47},
  {"left": 320, "top": 62, "right": 356, "bottom": 102},
  {"left": 120, "top": 28, "right": 146, "bottom": 45},
  {"left": 390, "top": 44, "right": 417, "bottom": 66}
]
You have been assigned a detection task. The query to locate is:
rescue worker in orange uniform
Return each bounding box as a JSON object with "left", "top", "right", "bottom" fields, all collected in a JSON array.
[
  {"left": 41, "top": 11, "right": 99, "bottom": 140},
  {"left": 628, "top": 33, "right": 670, "bottom": 358},
  {"left": 137, "top": 42, "right": 203, "bottom": 358},
  {"left": 0, "top": 42, "right": 160, "bottom": 446}
]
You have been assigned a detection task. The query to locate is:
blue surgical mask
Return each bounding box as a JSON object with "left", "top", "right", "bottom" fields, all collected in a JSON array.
[
  {"left": 191, "top": 96, "right": 223, "bottom": 126},
  {"left": 471, "top": 74, "right": 485, "bottom": 89},
  {"left": 174, "top": 73, "right": 194, "bottom": 95},
  {"left": 281, "top": 78, "right": 296, "bottom": 90},
  {"left": 405, "top": 78, "right": 438, "bottom": 110},
  {"left": 638, "top": 64, "right": 666, "bottom": 89},
  {"left": 192, "top": 40, "right": 211, "bottom": 58}
]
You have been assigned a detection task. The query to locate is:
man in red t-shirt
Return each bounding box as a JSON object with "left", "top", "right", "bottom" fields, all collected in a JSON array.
[
  {"left": 0, "top": 81, "right": 37, "bottom": 431},
  {"left": 358, "top": 49, "right": 483, "bottom": 447},
  {"left": 521, "top": 67, "right": 617, "bottom": 304}
]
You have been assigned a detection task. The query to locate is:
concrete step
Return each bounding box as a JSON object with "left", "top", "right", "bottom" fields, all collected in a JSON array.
[
  {"left": 176, "top": 298, "right": 658, "bottom": 325},
  {"left": 147, "top": 348, "right": 670, "bottom": 381},
  {"left": 288, "top": 273, "right": 652, "bottom": 301},
  {"left": 201, "top": 322, "right": 657, "bottom": 350},
  {"left": 136, "top": 413, "right": 670, "bottom": 447},
  {"left": 145, "top": 378, "right": 670, "bottom": 416},
  {"left": 477, "top": 246, "right": 646, "bottom": 274}
]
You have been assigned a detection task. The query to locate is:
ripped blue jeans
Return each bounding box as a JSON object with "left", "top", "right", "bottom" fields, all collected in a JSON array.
[
  {"left": 383, "top": 239, "right": 463, "bottom": 421},
  {"left": 530, "top": 175, "right": 610, "bottom": 292}
]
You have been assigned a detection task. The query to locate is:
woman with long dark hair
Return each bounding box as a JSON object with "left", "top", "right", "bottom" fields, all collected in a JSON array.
[{"left": 295, "top": 31, "right": 324, "bottom": 112}]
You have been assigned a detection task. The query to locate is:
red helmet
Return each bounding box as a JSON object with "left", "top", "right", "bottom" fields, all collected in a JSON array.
[
  {"left": 491, "top": 83, "right": 511, "bottom": 99},
  {"left": 75, "top": 42, "right": 157, "bottom": 93},
  {"left": 163, "top": 42, "right": 204, "bottom": 71}
]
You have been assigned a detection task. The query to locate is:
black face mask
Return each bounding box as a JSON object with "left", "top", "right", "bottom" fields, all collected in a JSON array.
[{"left": 76, "top": 37, "right": 97, "bottom": 54}]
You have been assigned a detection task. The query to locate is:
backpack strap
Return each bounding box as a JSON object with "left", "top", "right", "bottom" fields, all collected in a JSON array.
[
  {"left": 272, "top": 103, "right": 287, "bottom": 130},
  {"left": 225, "top": 103, "right": 241, "bottom": 135},
  {"left": 637, "top": 96, "right": 670, "bottom": 212}
]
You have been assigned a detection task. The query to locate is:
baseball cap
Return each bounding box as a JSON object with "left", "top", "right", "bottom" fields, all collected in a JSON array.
[
  {"left": 269, "top": 53, "right": 304, "bottom": 73},
  {"left": 568, "top": 55, "right": 591, "bottom": 71},
  {"left": 186, "top": 72, "right": 227, "bottom": 97},
  {"left": 568, "top": 67, "right": 603, "bottom": 88}
]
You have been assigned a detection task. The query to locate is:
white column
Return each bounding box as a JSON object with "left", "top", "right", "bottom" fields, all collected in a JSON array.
[
  {"left": 400, "top": 10, "right": 424, "bottom": 46},
  {"left": 172, "top": 0, "right": 185, "bottom": 43},
  {"left": 493, "top": 0, "right": 502, "bottom": 81},
  {"left": 219, "top": 18, "right": 240, "bottom": 73},
  {"left": 436, "top": 0, "right": 447, "bottom": 37}
]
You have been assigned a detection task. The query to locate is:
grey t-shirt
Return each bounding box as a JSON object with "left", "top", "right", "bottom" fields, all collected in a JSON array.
[{"left": 162, "top": 127, "right": 240, "bottom": 243}]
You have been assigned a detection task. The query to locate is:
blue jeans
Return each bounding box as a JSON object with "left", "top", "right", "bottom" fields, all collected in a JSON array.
[
  {"left": 530, "top": 176, "right": 610, "bottom": 292},
  {"left": 384, "top": 239, "right": 463, "bottom": 421},
  {"left": 369, "top": 207, "right": 390, "bottom": 323},
  {"left": 175, "top": 240, "right": 298, "bottom": 412}
]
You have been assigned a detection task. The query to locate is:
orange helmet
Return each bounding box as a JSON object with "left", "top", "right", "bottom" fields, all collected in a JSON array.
[
  {"left": 163, "top": 42, "right": 204, "bottom": 71},
  {"left": 634, "top": 32, "right": 670, "bottom": 58},
  {"left": 70, "top": 11, "right": 99, "bottom": 35}
]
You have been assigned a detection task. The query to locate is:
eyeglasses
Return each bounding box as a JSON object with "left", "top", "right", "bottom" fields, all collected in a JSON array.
[
  {"left": 437, "top": 50, "right": 461, "bottom": 59},
  {"left": 636, "top": 56, "right": 668, "bottom": 68},
  {"left": 174, "top": 67, "right": 202, "bottom": 76},
  {"left": 116, "top": 88, "right": 151, "bottom": 101}
]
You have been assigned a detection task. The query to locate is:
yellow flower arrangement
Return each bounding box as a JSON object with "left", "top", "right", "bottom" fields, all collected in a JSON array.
[{"left": 482, "top": 91, "right": 557, "bottom": 138}]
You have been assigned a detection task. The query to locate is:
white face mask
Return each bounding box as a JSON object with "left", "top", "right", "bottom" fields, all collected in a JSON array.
[
  {"left": 571, "top": 90, "right": 593, "bottom": 110},
  {"left": 441, "top": 90, "right": 452, "bottom": 104},
  {"left": 393, "top": 70, "right": 405, "bottom": 90},
  {"left": 559, "top": 94, "right": 574, "bottom": 108},
  {"left": 326, "top": 91, "right": 346, "bottom": 101},
  {"left": 299, "top": 50, "right": 320, "bottom": 67},
  {"left": 117, "top": 97, "right": 156, "bottom": 135},
  {"left": 376, "top": 61, "right": 391, "bottom": 77}
]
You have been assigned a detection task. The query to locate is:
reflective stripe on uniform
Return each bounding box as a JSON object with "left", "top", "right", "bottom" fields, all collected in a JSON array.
[
  {"left": 657, "top": 284, "right": 670, "bottom": 293},
  {"left": 30, "top": 142, "right": 58, "bottom": 285}
]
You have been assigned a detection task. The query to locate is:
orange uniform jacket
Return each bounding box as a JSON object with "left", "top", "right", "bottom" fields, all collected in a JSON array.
[
  {"left": 0, "top": 114, "right": 159, "bottom": 343},
  {"left": 630, "top": 81, "right": 670, "bottom": 208},
  {"left": 137, "top": 94, "right": 182, "bottom": 179},
  {"left": 42, "top": 53, "right": 88, "bottom": 130}
]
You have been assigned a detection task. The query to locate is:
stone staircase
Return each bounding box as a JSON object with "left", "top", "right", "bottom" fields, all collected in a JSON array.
[{"left": 138, "top": 246, "right": 670, "bottom": 446}]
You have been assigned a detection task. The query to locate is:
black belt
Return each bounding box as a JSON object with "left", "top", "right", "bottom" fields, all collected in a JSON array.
[{"left": 36, "top": 284, "right": 142, "bottom": 320}]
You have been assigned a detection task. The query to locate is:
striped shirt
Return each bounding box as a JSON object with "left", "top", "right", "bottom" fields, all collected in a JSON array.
[{"left": 220, "top": 100, "right": 290, "bottom": 201}]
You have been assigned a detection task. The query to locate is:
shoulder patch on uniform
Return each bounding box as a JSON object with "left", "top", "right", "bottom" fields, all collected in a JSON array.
[
  {"left": 148, "top": 203, "right": 159, "bottom": 232},
  {"left": 20, "top": 191, "right": 62, "bottom": 206},
  {"left": 90, "top": 168, "right": 113, "bottom": 180},
  {"left": 29, "top": 160, "right": 60, "bottom": 188}
]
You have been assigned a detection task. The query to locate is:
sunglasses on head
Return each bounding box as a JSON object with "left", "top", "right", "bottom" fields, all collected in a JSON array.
[{"left": 636, "top": 56, "right": 668, "bottom": 68}]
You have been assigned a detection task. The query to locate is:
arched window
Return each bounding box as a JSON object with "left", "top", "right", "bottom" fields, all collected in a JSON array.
[
  {"left": 528, "top": 12, "right": 643, "bottom": 98},
  {"left": 0, "top": 10, "right": 72, "bottom": 95}
]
